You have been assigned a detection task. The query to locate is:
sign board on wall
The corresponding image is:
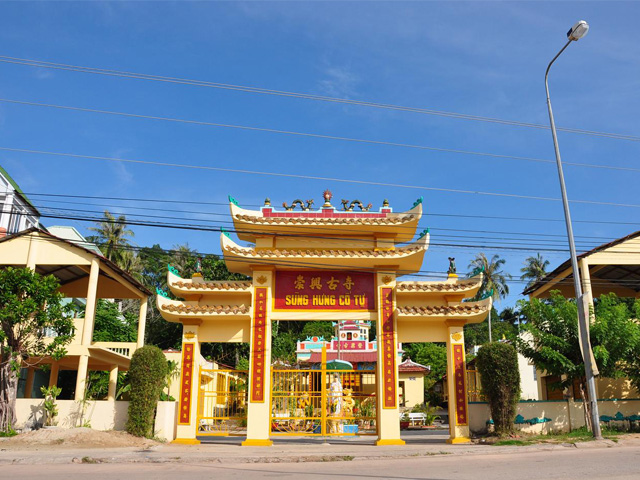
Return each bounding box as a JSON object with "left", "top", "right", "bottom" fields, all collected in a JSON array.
[{"left": 274, "top": 271, "right": 375, "bottom": 311}]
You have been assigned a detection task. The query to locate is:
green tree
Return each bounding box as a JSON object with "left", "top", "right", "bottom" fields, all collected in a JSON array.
[
  {"left": 520, "top": 253, "right": 550, "bottom": 288},
  {"left": 516, "top": 292, "right": 640, "bottom": 431},
  {"left": 0, "top": 268, "right": 74, "bottom": 432},
  {"left": 476, "top": 342, "right": 521, "bottom": 435},
  {"left": 87, "top": 210, "right": 135, "bottom": 268},
  {"left": 464, "top": 309, "right": 517, "bottom": 352},
  {"left": 403, "top": 343, "right": 447, "bottom": 405},
  {"left": 468, "top": 253, "right": 511, "bottom": 300},
  {"left": 126, "top": 345, "right": 168, "bottom": 438},
  {"left": 300, "top": 322, "right": 334, "bottom": 341}
]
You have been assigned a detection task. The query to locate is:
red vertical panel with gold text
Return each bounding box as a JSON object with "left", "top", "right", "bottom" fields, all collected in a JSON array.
[
  {"left": 250, "top": 287, "right": 267, "bottom": 403},
  {"left": 178, "top": 343, "right": 195, "bottom": 424},
  {"left": 453, "top": 344, "right": 468, "bottom": 425},
  {"left": 381, "top": 287, "right": 397, "bottom": 409}
]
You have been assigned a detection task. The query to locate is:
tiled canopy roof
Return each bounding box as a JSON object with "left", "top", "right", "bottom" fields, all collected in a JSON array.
[
  {"left": 398, "top": 358, "right": 430, "bottom": 373},
  {"left": 397, "top": 304, "right": 489, "bottom": 316},
  {"left": 171, "top": 280, "right": 251, "bottom": 291},
  {"left": 160, "top": 304, "right": 250, "bottom": 315},
  {"left": 234, "top": 214, "right": 416, "bottom": 225},
  {"left": 396, "top": 280, "right": 481, "bottom": 292},
  {"left": 223, "top": 244, "right": 425, "bottom": 258}
]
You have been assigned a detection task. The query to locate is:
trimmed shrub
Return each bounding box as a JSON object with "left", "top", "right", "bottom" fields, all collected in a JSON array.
[
  {"left": 126, "top": 345, "right": 169, "bottom": 438},
  {"left": 476, "top": 342, "right": 521, "bottom": 435}
]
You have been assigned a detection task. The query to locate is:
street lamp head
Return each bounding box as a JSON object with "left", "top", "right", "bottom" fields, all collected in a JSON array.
[{"left": 567, "top": 20, "right": 589, "bottom": 41}]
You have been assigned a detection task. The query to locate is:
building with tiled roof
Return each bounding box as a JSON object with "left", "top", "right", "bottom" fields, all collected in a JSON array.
[{"left": 157, "top": 191, "right": 491, "bottom": 446}]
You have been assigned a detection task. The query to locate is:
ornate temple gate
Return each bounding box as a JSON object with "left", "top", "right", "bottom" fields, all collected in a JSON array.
[
  {"left": 157, "top": 192, "right": 493, "bottom": 446},
  {"left": 196, "top": 368, "right": 248, "bottom": 436},
  {"left": 270, "top": 365, "right": 377, "bottom": 437}
]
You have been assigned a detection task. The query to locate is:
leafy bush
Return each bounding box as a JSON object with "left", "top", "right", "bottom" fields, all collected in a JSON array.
[
  {"left": 476, "top": 342, "right": 521, "bottom": 435},
  {"left": 126, "top": 345, "right": 169, "bottom": 437}
]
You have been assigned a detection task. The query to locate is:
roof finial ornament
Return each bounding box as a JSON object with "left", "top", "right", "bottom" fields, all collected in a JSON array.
[
  {"left": 340, "top": 199, "right": 373, "bottom": 212},
  {"left": 323, "top": 189, "right": 333, "bottom": 207},
  {"left": 283, "top": 199, "right": 314, "bottom": 211},
  {"left": 382, "top": 199, "right": 389, "bottom": 207},
  {"left": 264, "top": 197, "right": 271, "bottom": 206},
  {"left": 448, "top": 257, "right": 458, "bottom": 278}
]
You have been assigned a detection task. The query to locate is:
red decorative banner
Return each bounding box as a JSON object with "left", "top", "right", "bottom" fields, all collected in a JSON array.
[
  {"left": 178, "top": 343, "right": 194, "bottom": 424},
  {"left": 251, "top": 287, "right": 267, "bottom": 403},
  {"left": 274, "top": 271, "right": 374, "bottom": 311},
  {"left": 380, "top": 287, "right": 397, "bottom": 409},
  {"left": 453, "top": 344, "right": 468, "bottom": 425}
]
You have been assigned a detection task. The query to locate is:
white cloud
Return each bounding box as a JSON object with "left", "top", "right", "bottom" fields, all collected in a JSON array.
[{"left": 317, "top": 65, "right": 360, "bottom": 99}]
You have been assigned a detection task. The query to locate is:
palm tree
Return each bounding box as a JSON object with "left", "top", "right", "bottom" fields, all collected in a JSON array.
[
  {"left": 520, "top": 253, "right": 550, "bottom": 288},
  {"left": 468, "top": 253, "right": 511, "bottom": 301},
  {"left": 88, "top": 210, "right": 135, "bottom": 268}
]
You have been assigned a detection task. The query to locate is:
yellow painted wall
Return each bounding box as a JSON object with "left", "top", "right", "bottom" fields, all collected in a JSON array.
[{"left": 399, "top": 372, "right": 425, "bottom": 408}]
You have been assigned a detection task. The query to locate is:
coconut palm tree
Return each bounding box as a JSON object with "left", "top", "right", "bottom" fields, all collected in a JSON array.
[
  {"left": 520, "top": 253, "right": 550, "bottom": 288},
  {"left": 87, "top": 210, "right": 135, "bottom": 268},
  {"left": 468, "top": 253, "right": 511, "bottom": 301}
]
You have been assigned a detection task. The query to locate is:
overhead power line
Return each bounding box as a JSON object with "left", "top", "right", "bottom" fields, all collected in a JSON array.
[
  {"left": 22, "top": 231, "right": 640, "bottom": 290},
  {"left": 23, "top": 192, "right": 640, "bottom": 229},
  {"left": 1, "top": 54, "right": 639, "bottom": 142},
  {"left": 1, "top": 98, "right": 640, "bottom": 175},
  {"left": 29, "top": 199, "right": 617, "bottom": 245},
  {"left": 24, "top": 207, "right": 640, "bottom": 257},
  {"left": 6, "top": 146, "right": 640, "bottom": 209}
]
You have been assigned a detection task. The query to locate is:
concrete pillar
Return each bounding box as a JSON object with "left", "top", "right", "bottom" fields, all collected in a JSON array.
[
  {"left": 24, "top": 368, "right": 35, "bottom": 398},
  {"left": 374, "top": 272, "right": 404, "bottom": 446},
  {"left": 445, "top": 321, "right": 470, "bottom": 444},
  {"left": 81, "top": 258, "right": 101, "bottom": 346},
  {"left": 107, "top": 365, "right": 118, "bottom": 401},
  {"left": 75, "top": 355, "right": 89, "bottom": 401},
  {"left": 242, "top": 270, "right": 273, "bottom": 447},
  {"left": 49, "top": 361, "right": 60, "bottom": 387},
  {"left": 173, "top": 324, "right": 202, "bottom": 444},
  {"left": 136, "top": 297, "right": 148, "bottom": 349}
]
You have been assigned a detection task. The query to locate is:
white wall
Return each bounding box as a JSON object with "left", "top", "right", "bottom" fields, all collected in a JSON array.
[{"left": 15, "top": 399, "right": 129, "bottom": 431}]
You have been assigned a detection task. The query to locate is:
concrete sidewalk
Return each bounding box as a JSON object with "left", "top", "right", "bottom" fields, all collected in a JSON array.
[{"left": 0, "top": 430, "right": 625, "bottom": 466}]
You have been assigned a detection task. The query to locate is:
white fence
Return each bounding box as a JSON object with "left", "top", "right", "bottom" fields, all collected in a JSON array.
[{"left": 469, "top": 398, "right": 640, "bottom": 434}]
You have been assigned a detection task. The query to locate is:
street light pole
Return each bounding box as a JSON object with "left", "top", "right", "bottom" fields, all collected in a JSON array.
[{"left": 544, "top": 20, "right": 602, "bottom": 439}]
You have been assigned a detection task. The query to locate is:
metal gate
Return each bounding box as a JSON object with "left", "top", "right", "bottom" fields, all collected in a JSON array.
[
  {"left": 197, "top": 368, "right": 248, "bottom": 436},
  {"left": 270, "top": 368, "right": 377, "bottom": 436}
]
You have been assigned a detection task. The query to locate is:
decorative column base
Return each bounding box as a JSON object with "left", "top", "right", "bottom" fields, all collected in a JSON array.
[
  {"left": 241, "top": 439, "right": 273, "bottom": 447},
  {"left": 172, "top": 438, "right": 201, "bottom": 445},
  {"left": 375, "top": 439, "right": 406, "bottom": 446},
  {"left": 446, "top": 437, "right": 471, "bottom": 444}
]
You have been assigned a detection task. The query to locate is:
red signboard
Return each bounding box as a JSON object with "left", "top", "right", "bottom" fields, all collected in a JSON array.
[
  {"left": 453, "top": 344, "right": 468, "bottom": 425},
  {"left": 274, "top": 271, "right": 374, "bottom": 311},
  {"left": 178, "top": 343, "right": 194, "bottom": 424},
  {"left": 250, "top": 287, "right": 267, "bottom": 403},
  {"left": 380, "top": 287, "right": 397, "bottom": 409}
]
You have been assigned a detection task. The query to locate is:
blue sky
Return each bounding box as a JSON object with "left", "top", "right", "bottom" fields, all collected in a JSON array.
[{"left": 1, "top": 1, "right": 639, "bottom": 309}]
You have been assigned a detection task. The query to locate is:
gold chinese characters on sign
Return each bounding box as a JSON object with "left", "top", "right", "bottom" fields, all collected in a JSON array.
[{"left": 274, "top": 271, "right": 375, "bottom": 311}]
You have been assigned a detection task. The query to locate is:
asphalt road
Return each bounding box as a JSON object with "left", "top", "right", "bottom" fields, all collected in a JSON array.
[{"left": 5, "top": 445, "right": 640, "bottom": 480}]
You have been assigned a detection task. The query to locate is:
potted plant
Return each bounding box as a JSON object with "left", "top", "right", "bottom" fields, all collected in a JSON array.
[{"left": 400, "top": 412, "right": 410, "bottom": 430}]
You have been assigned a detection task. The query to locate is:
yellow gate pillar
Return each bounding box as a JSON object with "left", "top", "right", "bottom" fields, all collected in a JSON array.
[
  {"left": 445, "top": 320, "right": 470, "bottom": 444},
  {"left": 375, "top": 272, "right": 405, "bottom": 446},
  {"left": 242, "top": 270, "right": 273, "bottom": 446},
  {"left": 174, "top": 323, "right": 202, "bottom": 444}
]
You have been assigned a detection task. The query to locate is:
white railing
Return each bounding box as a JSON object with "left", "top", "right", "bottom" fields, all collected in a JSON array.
[{"left": 92, "top": 342, "right": 138, "bottom": 358}]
